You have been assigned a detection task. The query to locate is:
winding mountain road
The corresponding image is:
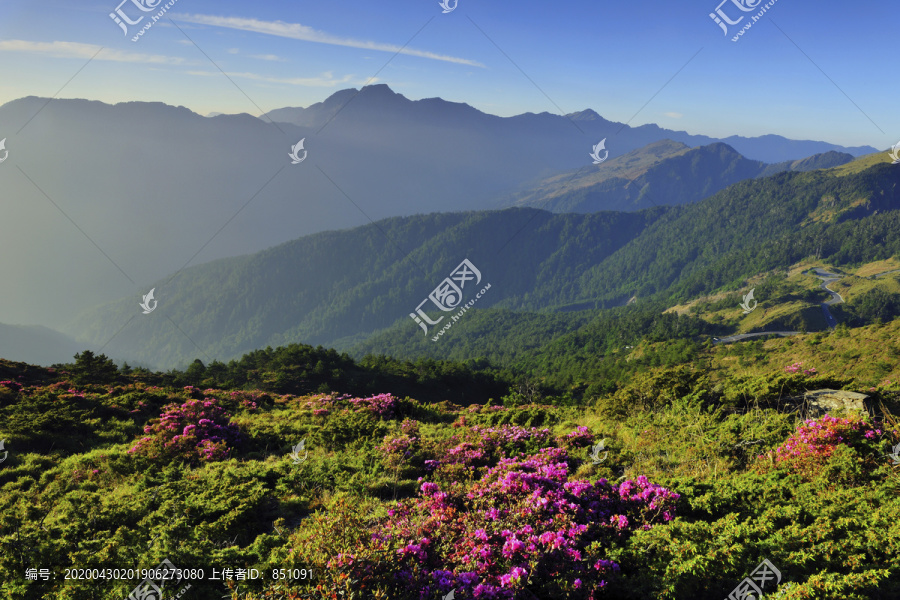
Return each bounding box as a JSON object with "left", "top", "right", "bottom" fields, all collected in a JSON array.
[
  {"left": 712, "top": 268, "right": 846, "bottom": 344},
  {"left": 813, "top": 268, "right": 844, "bottom": 329},
  {"left": 872, "top": 268, "right": 900, "bottom": 279},
  {"left": 712, "top": 331, "right": 799, "bottom": 344}
]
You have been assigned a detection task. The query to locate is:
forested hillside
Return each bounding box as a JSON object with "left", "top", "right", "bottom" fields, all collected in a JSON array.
[
  {"left": 60, "top": 159, "right": 899, "bottom": 372},
  {"left": 63, "top": 209, "right": 662, "bottom": 369},
  {"left": 576, "top": 163, "right": 900, "bottom": 306}
]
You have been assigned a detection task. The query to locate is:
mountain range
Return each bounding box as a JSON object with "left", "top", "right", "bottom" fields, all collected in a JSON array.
[
  {"left": 265, "top": 85, "right": 876, "bottom": 163},
  {"left": 497, "top": 140, "right": 855, "bottom": 213},
  {"left": 2, "top": 84, "right": 891, "bottom": 370},
  {"left": 0, "top": 85, "right": 876, "bottom": 330},
  {"left": 53, "top": 152, "right": 899, "bottom": 370}
]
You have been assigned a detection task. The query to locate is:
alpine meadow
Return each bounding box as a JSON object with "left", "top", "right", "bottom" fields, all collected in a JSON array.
[{"left": 1, "top": 1, "right": 899, "bottom": 599}]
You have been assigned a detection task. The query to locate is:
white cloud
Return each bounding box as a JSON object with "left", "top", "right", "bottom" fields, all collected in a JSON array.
[
  {"left": 186, "top": 69, "right": 366, "bottom": 87},
  {"left": 227, "top": 48, "right": 240, "bottom": 54},
  {"left": 664, "top": 112, "right": 683, "bottom": 119},
  {"left": 250, "top": 54, "right": 285, "bottom": 62},
  {"left": 0, "top": 40, "right": 187, "bottom": 65},
  {"left": 173, "top": 14, "right": 485, "bottom": 67}
]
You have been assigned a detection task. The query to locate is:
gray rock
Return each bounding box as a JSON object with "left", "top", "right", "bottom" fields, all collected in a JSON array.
[{"left": 803, "top": 389, "right": 871, "bottom": 418}]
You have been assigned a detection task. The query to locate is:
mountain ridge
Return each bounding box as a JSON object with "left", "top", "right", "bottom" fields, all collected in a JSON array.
[
  {"left": 262, "top": 84, "right": 877, "bottom": 162},
  {"left": 501, "top": 141, "right": 858, "bottom": 213},
  {"left": 61, "top": 161, "right": 900, "bottom": 370},
  {"left": 0, "top": 87, "right": 880, "bottom": 330}
]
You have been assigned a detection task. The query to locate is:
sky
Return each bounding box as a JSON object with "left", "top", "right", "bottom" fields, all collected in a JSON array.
[{"left": 0, "top": 0, "right": 896, "bottom": 149}]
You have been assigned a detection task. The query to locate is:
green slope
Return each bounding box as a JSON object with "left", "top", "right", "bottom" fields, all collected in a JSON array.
[
  {"left": 64, "top": 161, "right": 900, "bottom": 372},
  {"left": 64, "top": 209, "right": 661, "bottom": 370}
]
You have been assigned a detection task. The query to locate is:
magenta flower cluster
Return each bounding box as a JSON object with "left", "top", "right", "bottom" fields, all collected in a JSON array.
[
  {"left": 430, "top": 425, "right": 555, "bottom": 475},
  {"left": 225, "top": 390, "right": 263, "bottom": 410},
  {"left": 400, "top": 418, "right": 419, "bottom": 436},
  {"left": 128, "top": 397, "right": 242, "bottom": 463},
  {"left": 559, "top": 425, "right": 596, "bottom": 448},
  {"left": 128, "top": 400, "right": 149, "bottom": 415},
  {"left": 379, "top": 433, "right": 418, "bottom": 458},
  {"left": 470, "top": 425, "right": 552, "bottom": 445},
  {"left": 784, "top": 362, "right": 817, "bottom": 376},
  {"left": 46, "top": 381, "right": 70, "bottom": 392},
  {"left": 378, "top": 419, "right": 424, "bottom": 458},
  {"left": 0, "top": 380, "right": 22, "bottom": 392},
  {"left": 348, "top": 393, "right": 400, "bottom": 418},
  {"left": 765, "top": 415, "right": 880, "bottom": 470},
  {"left": 298, "top": 393, "right": 400, "bottom": 418},
  {"left": 359, "top": 446, "right": 679, "bottom": 598}
]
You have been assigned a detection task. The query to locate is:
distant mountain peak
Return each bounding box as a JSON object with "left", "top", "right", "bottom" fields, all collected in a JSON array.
[
  {"left": 567, "top": 109, "right": 607, "bottom": 122},
  {"left": 359, "top": 83, "right": 398, "bottom": 95},
  {"left": 638, "top": 139, "right": 691, "bottom": 152},
  {"left": 314, "top": 84, "right": 410, "bottom": 114},
  {"left": 317, "top": 87, "right": 359, "bottom": 107},
  {"left": 501, "top": 139, "right": 765, "bottom": 213},
  {"left": 699, "top": 141, "right": 743, "bottom": 155}
]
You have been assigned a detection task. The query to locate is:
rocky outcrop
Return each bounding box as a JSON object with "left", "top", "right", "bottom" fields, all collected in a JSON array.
[{"left": 802, "top": 389, "right": 871, "bottom": 418}]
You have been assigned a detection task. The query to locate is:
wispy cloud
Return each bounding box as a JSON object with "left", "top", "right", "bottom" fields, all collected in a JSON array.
[
  {"left": 250, "top": 54, "right": 285, "bottom": 62},
  {"left": 0, "top": 40, "right": 187, "bottom": 65},
  {"left": 664, "top": 112, "right": 683, "bottom": 119},
  {"left": 173, "top": 14, "right": 485, "bottom": 67},
  {"left": 186, "top": 70, "right": 366, "bottom": 87}
]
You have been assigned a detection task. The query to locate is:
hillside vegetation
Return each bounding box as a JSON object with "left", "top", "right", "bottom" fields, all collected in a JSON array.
[
  {"left": 62, "top": 161, "right": 900, "bottom": 372},
  {"left": 1, "top": 322, "right": 899, "bottom": 598}
]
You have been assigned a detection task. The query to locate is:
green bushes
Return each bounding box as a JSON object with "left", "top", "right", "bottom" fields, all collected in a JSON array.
[
  {"left": 0, "top": 390, "right": 102, "bottom": 454},
  {"left": 463, "top": 403, "right": 560, "bottom": 428},
  {"left": 718, "top": 371, "right": 855, "bottom": 410},
  {"left": 1, "top": 358, "right": 900, "bottom": 599},
  {"left": 622, "top": 446, "right": 900, "bottom": 599},
  {"left": 315, "top": 409, "right": 388, "bottom": 452},
  {"left": 595, "top": 366, "right": 713, "bottom": 419}
]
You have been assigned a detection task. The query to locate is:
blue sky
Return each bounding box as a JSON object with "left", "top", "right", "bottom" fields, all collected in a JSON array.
[{"left": 0, "top": 0, "right": 896, "bottom": 148}]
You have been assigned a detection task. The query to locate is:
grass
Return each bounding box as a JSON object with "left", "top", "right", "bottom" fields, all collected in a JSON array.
[
  {"left": 669, "top": 260, "right": 900, "bottom": 337},
  {"left": 854, "top": 258, "right": 900, "bottom": 278},
  {"left": 704, "top": 319, "right": 900, "bottom": 387},
  {"left": 829, "top": 150, "right": 895, "bottom": 176}
]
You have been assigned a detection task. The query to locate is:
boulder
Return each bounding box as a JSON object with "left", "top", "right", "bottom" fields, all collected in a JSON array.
[{"left": 802, "top": 389, "right": 871, "bottom": 418}]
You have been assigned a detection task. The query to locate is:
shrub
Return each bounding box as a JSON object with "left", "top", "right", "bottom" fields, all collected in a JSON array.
[
  {"left": 316, "top": 408, "right": 388, "bottom": 451},
  {"left": 784, "top": 362, "right": 817, "bottom": 376},
  {"left": 355, "top": 447, "right": 679, "bottom": 598},
  {"left": 127, "top": 397, "right": 242, "bottom": 464},
  {"left": 759, "top": 414, "right": 881, "bottom": 480},
  {"left": 348, "top": 393, "right": 401, "bottom": 418}
]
